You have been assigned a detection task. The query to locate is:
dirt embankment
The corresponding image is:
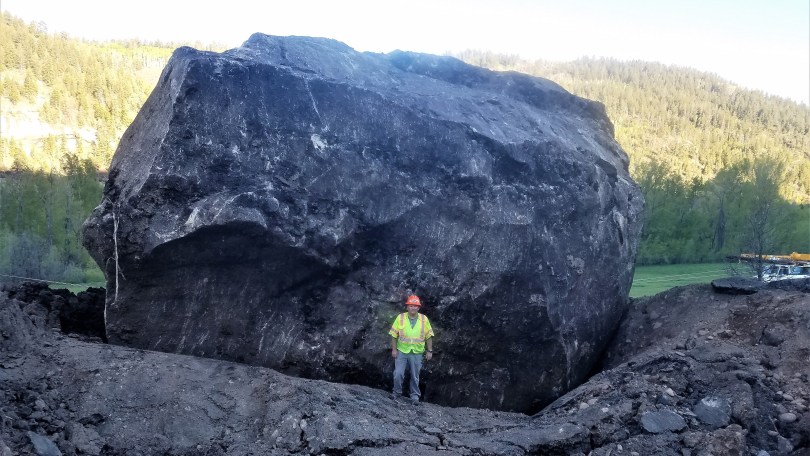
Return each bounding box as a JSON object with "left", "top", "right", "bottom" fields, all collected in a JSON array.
[{"left": 1, "top": 280, "right": 809, "bottom": 455}]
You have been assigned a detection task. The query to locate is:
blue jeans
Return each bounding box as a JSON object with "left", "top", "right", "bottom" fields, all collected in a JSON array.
[{"left": 393, "top": 351, "right": 423, "bottom": 400}]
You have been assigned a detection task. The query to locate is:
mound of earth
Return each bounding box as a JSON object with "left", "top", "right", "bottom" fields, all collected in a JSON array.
[
  {"left": 2, "top": 280, "right": 808, "bottom": 455},
  {"left": 601, "top": 279, "right": 810, "bottom": 454}
]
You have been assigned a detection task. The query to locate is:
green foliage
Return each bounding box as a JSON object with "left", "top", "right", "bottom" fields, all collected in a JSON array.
[
  {"left": 456, "top": 51, "right": 810, "bottom": 264},
  {"left": 635, "top": 156, "right": 808, "bottom": 264},
  {"left": 0, "top": 12, "right": 182, "bottom": 284},
  {"left": 630, "top": 263, "right": 730, "bottom": 297},
  {"left": 1, "top": 12, "right": 228, "bottom": 173},
  {"left": 0, "top": 12, "right": 177, "bottom": 172},
  {"left": 0, "top": 164, "right": 103, "bottom": 284},
  {"left": 21, "top": 69, "right": 37, "bottom": 101}
]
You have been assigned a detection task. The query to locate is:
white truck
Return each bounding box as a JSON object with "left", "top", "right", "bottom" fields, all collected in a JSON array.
[{"left": 761, "top": 263, "right": 810, "bottom": 281}]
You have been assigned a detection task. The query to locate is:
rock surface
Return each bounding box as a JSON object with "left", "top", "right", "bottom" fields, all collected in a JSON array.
[
  {"left": 3, "top": 282, "right": 809, "bottom": 455},
  {"left": 711, "top": 277, "right": 764, "bottom": 294},
  {"left": 693, "top": 396, "right": 732, "bottom": 428},
  {"left": 639, "top": 410, "right": 687, "bottom": 433},
  {"left": 81, "top": 35, "right": 643, "bottom": 412}
]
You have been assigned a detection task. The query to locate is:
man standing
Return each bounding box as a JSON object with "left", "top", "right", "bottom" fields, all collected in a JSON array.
[{"left": 389, "top": 294, "right": 434, "bottom": 402}]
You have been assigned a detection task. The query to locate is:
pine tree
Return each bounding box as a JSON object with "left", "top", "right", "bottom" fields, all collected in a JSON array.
[{"left": 22, "top": 69, "right": 38, "bottom": 101}]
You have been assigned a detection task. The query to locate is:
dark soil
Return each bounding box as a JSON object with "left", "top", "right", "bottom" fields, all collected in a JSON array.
[{"left": 2, "top": 279, "right": 809, "bottom": 455}]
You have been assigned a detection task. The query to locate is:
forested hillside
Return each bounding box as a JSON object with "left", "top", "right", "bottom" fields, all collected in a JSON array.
[
  {"left": 457, "top": 51, "right": 810, "bottom": 264},
  {"left": 0, "top": 12, "right": 221, "bottom": 172},
  {"left": 0, "top": 13, "right": 194, "bottom": 284},
  {"left": 0, "top": 13, "right": 808, "bottom": 286}
]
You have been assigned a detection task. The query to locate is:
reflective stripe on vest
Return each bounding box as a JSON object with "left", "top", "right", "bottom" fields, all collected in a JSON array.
[{"left": 397, "top": 313, "right": 425, "bottom": 344}]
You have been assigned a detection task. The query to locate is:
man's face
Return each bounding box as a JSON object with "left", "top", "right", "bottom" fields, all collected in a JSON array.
[{"left": 407, "top": 305, "right": 420, "bottom": 314}]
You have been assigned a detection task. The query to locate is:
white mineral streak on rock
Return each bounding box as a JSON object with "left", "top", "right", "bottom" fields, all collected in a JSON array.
[{"left": 311, "top": 134, "right": 327, "bottom": 151}]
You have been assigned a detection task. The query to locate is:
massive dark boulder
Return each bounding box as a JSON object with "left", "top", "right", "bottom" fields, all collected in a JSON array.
[{"left": 82, "top": 34, "right": 643, "bottom": 413}]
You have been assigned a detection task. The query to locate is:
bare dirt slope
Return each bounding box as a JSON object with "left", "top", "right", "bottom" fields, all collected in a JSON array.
[
  {"left": 601, "top": 280, "right": 810, "bottom": 454},
  {"left": 1, "top": 280, "right": 809, "bottom": 455}
]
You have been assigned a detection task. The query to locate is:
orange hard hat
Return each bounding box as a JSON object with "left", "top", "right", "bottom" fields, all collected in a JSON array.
[{"left": 406, "top": 295, "right": 421, "bottom": 307}]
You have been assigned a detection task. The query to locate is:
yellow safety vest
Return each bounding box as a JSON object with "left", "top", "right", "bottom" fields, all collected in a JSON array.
[{"left": 389, "top": 312, "right": 434, "bottom": 354}]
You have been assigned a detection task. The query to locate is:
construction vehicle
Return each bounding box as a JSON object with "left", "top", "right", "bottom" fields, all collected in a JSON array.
[
  {"left": 736, "top": 252, "right": 810, "bottom": 263},
  {"left": 728, "top": 252, "right": 810, "bottom": 282},
  {"left": 759, "top": 263, "right": 810, "bottom": 281}
]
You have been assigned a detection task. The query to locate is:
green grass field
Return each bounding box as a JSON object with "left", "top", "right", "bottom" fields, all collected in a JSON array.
[
  {"left": 43, "top": 268, "right": 105, "bottom": 293},
  {"left": 46, "top": 281, "right": 106, "bottom": 294},
  {"left": 630, "top": 262, "right": 735, "bottom": 298},
  {"left": 44, "top": 263, "right": 734, "bottom": 298}
]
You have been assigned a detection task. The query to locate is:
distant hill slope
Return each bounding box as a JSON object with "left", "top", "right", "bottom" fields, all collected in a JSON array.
[
  {"left": 455, "top": 50, "right": 810, "bottom": 203},
  {"left": 0, "top": 12, "right": 221, "bottom": 172},
  {"left": 455, "top": 51, "right": 809, "bottom": 264},
  {"left": 3, "top": 12, "right": 807, "bottom": 194},
  {"left": 0, "top": 13, "right": 221, "bottom": 284}
]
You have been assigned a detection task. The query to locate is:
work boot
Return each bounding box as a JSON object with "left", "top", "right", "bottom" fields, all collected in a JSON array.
[{"left": 409, "top": 396, "right": 420, "bottom": 404}]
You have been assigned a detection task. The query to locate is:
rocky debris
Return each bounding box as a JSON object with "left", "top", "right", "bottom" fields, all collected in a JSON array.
[
  {"left": 0, "top": 282, "right": 106, "bottom": 342},
  {"left": 3, "top": 282, "right": 810, "bottom": 454},
  {"left": 762, "top": 323, "right": 790, "bottom": 347},
  {"left": 81, "top": 35, "right": 643, "bottom": 413},
  {"left": 766, "top": 278, "right": 810, "bottom": 294},
  {"left": 711, "top": 277, "right": 810, "bottom": 296},
  {"left": 602, "top": 283, "right": 810, "bottom": 454},
  {"left": 779, "top": 412, "right": 798, "bottom": 424}
]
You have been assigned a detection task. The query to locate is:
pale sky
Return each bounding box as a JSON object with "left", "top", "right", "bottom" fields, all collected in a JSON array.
[{"left": 3, "top": 0, "right": 809, "bottom": 105}]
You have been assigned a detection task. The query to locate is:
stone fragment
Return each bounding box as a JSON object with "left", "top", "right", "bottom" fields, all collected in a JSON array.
[
  {"left": 640, "top": 410, "right": 687, "bottom": 433},
  {"left": 777, "top": 436, "right": 793, "bottom": 453},
  {"left": 26, "top": 432, "right": 62, "bottom": 456},
  {"left": 66, "top": 422, "right": 102, "bottom": 456},
  {"left": 693, "top": 396, "right": 731, "bottom": 428},
  {"left": 701, "top": 424, "right": 745, "bottom": 456},
  {"left": 762, "top": 324, "right": 789, "bottom": 347},
  {"left": 778, "top": 412, "right": 797, "bottom": 424},
  {"left": 682, "top": 431, "right": 702, "bottom": 447}
]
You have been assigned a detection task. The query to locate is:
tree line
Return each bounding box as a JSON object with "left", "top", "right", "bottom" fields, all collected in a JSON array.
[
  {"left": 0, "top": 158, "right": 103, "bottom": 284},
  {"left": 0, "top": 12, "right": 176, "bottom": 171},
  {"left": 634, "top": 156, "right": 807, "bottom": 264}
]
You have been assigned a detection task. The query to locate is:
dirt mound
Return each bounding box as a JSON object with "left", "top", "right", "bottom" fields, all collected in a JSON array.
[
  {"left": 603, "top": 280, "right": 810, "bottom": 453},
  {"left": 1, "top": 282, "right": 105, "bottom": 341},
  {"left": 2, "top": 281, "right": 808, "bottom": 454}
]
